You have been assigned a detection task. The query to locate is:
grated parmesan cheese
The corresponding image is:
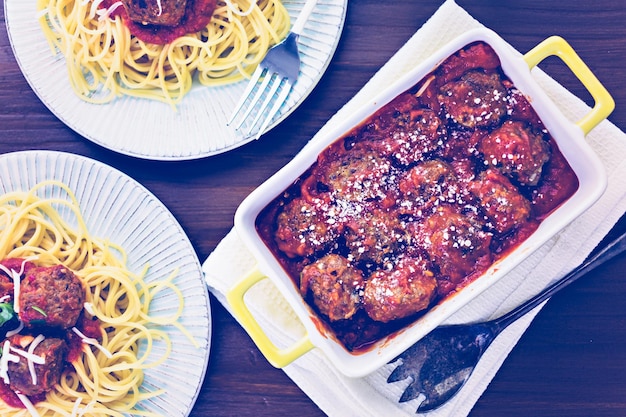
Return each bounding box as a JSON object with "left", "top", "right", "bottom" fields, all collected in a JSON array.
[
  {"left": 11, "top": 345, "right": 45, "bottom": 365},
  {"left": 225, "top": 0, "right": 258, "bottom": 16},
  {"left": 72, "top": 327, "right": 112, "bottom": 358},
  {"left": 16, "top": 392, "right": 41, "bottom": 417},
  {"left": 83, "top": 302, "right": 95, "bottom": 316},
  {"left": 71, "top": 397, "right": 98, "bottom": 417},
  {"left": 96, "top": 1, "right": 124, "bottom": 21},
  {"left": 6, "top": 321, "right": 24, "bottom": 338},
  {"left": 0, "top": 256, "right": 38, "bottom": 314},
  {"left": 26, "top": 334, "right": 46, "bottom": 385},
  {"left": 0, "top": 340, "right": 19, "bottom": 384}
]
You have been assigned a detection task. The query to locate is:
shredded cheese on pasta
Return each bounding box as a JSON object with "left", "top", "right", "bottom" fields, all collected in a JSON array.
[
  {"left": 0, "top": 180, "right": 196, "bottom": 416},
  {"left": 36, "top": 0, "right": 291, "bottom": 107},
  {"left": 71, "top": 327, "right": 113, "bottom": 359},
  {"left": 16, "top": 393, "right": 40, "bottom": 417},
  {"left": 0, "top": 340, "right": 19, "bottom": 384},
  {"left": 27, "top": 334, "right": 46, "bottom": 385}
]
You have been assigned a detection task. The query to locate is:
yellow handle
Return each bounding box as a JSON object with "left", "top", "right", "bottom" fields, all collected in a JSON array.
[
  {"left": 523, "top": 36, "right": 614, "bottom": 135},
  {"left": 226, "top": 267, "right": 315, "bottom": 368}
]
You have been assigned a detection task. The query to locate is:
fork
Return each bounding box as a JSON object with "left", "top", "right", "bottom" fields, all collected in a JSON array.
[
  {"left": 228, "top": 0, "right": 319, "bottom": 139},
  {"left": 387, "top": 228, "right": 626, "bottom": 412}
]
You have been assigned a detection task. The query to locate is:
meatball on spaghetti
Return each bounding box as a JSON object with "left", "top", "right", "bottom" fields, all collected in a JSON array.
[
  {"left": 6, "top": 335, "right": 68, "bottom": 397},
  {"left": 18, "top": 264, "right": 85, "bottom": 329}
]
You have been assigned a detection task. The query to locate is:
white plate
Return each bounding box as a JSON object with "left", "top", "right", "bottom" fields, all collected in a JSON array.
[
  {"left": 4, "top": 0, "right": 348, "bottom": 160},
  {"left": 0, "top": 151, "right": 211, "bottom": 416}
]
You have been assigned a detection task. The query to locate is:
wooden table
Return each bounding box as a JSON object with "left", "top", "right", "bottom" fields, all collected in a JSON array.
[{"left": 1, "top": 1, "right": 626, "bottom": 416}]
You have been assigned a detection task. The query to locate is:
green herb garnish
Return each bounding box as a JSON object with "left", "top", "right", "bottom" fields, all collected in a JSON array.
[
  {"left": 0, "top": 303, "right": 15, "bottom": 326},
  {"left": 31, "top": 305, "right": 48, "bottom": 317}
]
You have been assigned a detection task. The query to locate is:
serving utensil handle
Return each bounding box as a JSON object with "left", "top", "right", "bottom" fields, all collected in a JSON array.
[
  {"left": 226, "top": 267, "right": 315, "bottom": 368},
  {"left": 523, "top": 36, "right": 614, "bottom": 135},
  {"left": 493, "top": 230, "right": 626, "bottom": 331}
]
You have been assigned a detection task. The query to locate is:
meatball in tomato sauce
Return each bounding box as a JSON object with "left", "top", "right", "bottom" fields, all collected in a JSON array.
[
  {"left": 363, "top": 255, "right": 437, "bottom": 323},
  {"left": 479, "top": 120, "right": 551, "bottom": 186},
  {"left": 343, "top": 206, "right": 409, "bottom": 265},
  {"left": 315, "top": 146, "right": 398, "bottom": 208},
  {"left": 352, "top": 100, "right": 446, "bottom": 167},
  {"left": 439, "top": 71, "right": 508, "bottom": 129},
  {"left": 420, "top": 205, "right": 492, "bottom": 283},
  {"left": 469, "top": 168, "right": 531, "bottom": 235},
  {"left": 274, "top": 197, "right": 343, "bottom": 259},
  {"left": 300, "top": 254, "right": 364, "bottom": 322},
  {"left": 19, "top": 264, "right": 85, "bottom": 329},
  {"left": 398, "top": 159, "right": 468, "bottom": 215},
  {"left": 6, "top": 335, "right": 68, "bottom": 396}
]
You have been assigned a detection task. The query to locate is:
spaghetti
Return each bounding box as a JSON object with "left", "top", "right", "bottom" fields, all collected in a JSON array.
[
  {"left": 36, "top": 0, "right": 291, "bottom": 107},
  {"left": 0, "top": 180, "right": 195, "bottom": 416}
]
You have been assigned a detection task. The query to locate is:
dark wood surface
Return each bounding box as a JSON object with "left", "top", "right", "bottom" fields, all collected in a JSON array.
[{"left": 2, "top": 1, "right": 626, "bottom": 416}]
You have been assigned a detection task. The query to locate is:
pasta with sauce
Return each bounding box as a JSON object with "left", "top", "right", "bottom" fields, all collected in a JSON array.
[
  {"left": 0, "top": 180, "right": 195, "bottom": 416},
  {"left": 36, "top": 0, "right": 291, "bottom": 107}
]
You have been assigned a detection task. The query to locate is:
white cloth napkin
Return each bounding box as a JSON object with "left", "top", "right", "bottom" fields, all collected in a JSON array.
[{"left": 203, "top": 1, "right": 626, "bottom": 415}]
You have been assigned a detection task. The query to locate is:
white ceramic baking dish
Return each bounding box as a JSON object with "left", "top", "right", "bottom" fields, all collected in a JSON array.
[{"left": 227, "top": 28, "right": 614, "bottom": 378}]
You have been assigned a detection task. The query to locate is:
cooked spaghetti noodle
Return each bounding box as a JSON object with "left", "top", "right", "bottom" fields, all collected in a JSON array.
[
  {"left": 0, "top": 180, "right": 195, "bottom": 416},
  {"left": 36, "top": 0, "right": 291, "bottom": 107}
]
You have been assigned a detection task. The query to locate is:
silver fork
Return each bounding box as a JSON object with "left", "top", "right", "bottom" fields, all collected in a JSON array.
[
  {"left": 387, "top": 229, "right": 626, "bottom": 412},
  {"left": 227, "top": 0, "right": 319, "bottom": 140}
]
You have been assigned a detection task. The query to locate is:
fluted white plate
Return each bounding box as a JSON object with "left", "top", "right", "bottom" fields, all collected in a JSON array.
[
  {"left": 0, "top": 151, "right": 211, "bottom": 416},
  {"left": 4, "top": 0, "right": 347, "bottom": 160}
]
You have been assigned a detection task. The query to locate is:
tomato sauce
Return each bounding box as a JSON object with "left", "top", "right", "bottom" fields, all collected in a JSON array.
[
  {"left": 0, "top": 381, "right": 45, "bottom": 409},
  {"left": 102, "top": 0, "right": 217, "bottom": 45},
  {"left": 256, "top": 42, "right": 580, "bottom": 352},
  {"left": 67, "top": 313, "right": 103, "bottom": 363}
]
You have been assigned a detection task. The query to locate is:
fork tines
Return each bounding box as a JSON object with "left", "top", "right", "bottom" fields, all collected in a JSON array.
[{"left": 228, "top": 66, "right": 292, "bottom": 140}]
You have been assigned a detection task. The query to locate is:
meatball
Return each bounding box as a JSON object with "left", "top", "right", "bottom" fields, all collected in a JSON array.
[
  {"left": 356, "top": 104, "right": 446, "bottom": 166},
  {"left": 300, "top": 254, "right": 364, "bottom": 322},
  {"left": 478, "top": 120, "right": 551, "bottom": 186},
  {"left": 274, "top": 197, "right": 342, "bottom": 259},
  {"left": 469, "top": 168, "right": 531, "bottom": 235},
  {"left": 398, "top": 159, "right": 467, "bottom": 215},
  {"left": 420, "top": 205, "right": 492, "bottom": 282},
  {"left": 315, "top": 146, "right": 398, "bottom": 208},
  {"left": 7, "top": 335, "right": 68, "bottom": 396},
  {"left": 363, "top": 255, "right": 437, "bottom": 323},
  {"left": 343, "top": 206, "right": 408, "bottom": 265},
  {"left": 19, "top": 264, "right": 85, "bottom": 329},
  {"left": 439, "top": 71, "right": 508, "bottom": 129},
  {"left": 122, "top": 0, "right": 187, "bottom": 26}
]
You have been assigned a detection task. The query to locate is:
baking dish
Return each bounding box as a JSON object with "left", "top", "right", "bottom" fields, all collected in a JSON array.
[{"left": 227, "top": 28, "right": 614, "bottom": 378}]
